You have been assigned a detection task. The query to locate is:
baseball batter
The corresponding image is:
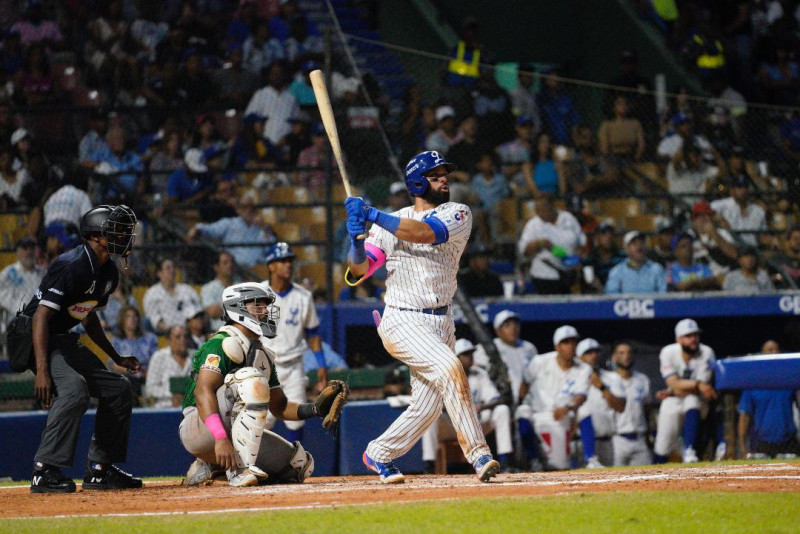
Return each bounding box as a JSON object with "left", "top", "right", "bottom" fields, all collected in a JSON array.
[
  {"left": 517, "top": 325, "right": 591, "bottom": 470},
  {"left": 422, "top": 339, "right": 514, "bottom": 471},
  {"left": 609, "top": 341, "right": 653, "bottom": 466},
  {"left": 653, "top": 318, "right": 717, "bottom": 463},
  {"left": 576, "top": 338, "right": 625, "bottom": 468},
  {"left": 179, "top": 282, "right": 329, "bottom": 487},
  {"left": 345, "top": 150, "right": 500, "bottom": 483},
  {"left": 261, "top": 242, "right": 327, "bottom": 444}
]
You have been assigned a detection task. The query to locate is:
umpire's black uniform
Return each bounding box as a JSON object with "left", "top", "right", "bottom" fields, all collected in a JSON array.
[{"left": 24, "top": 242, "right": 134, "bottom": 469}]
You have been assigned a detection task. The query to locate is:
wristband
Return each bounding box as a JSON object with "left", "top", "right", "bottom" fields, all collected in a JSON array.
[
  {"left": 348, "top": 240, "right": 366, "bottom": 264},
  {"left": 313, "top": 350, "right": 326, "bottom": 369},
  {"left": 369, "top": 208, "right": 401, "bottom": 235},
  {"left": 204, "top": 413, "right": 228, "bottom": 440},
  {"left": 297, "top": 402, "right": 319, "bottom": 420}
]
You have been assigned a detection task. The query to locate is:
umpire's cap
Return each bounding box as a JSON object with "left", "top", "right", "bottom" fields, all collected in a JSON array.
[{"left": 264, "top": 242, "right": 296, "bottom": 264}]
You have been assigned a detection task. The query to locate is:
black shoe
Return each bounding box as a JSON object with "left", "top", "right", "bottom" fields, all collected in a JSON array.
[
  {"left": 423, "top": 460, "right": 435, "bottom": 475},
  {"left": 83, "top": 464, "right": 143, "bottom": 490},
  {"left": 31, "top": 466, "right": 77, "bottom": 494}
]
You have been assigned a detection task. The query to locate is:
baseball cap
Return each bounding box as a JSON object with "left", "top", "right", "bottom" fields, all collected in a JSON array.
[
  {"left": 10, "top": 128, "right": 29, "bottom": 145},
  {"left": 654, "top": 216, "right": 675, "bottom": 233},
  {"left": 516, "top": 115, "right": 534, "bottom": 126},
  {"left": 435, "top": 105, "right": 455, "bottom": 123},
  {"left": 389, "top": 181, "right": 406, "bottom": 196},
  {"left": 670, "top": 232, "right": 693, "bottom": 250},
  {"left": 454, "top": 338, "right": 476, "bottom": 356},
  {"left": 738, "top": 245, "right": 758, "bottom": 257},
  {"left": 672, "top": 113, "right": 690, "bottom": 126},
  {"left": 184, "top": 148, "right": 207, "bottom": 173},
  {"left": 553, "top": 325, "right": 579, "bottom": 346},
  {"left": 576, "top": 338, "right": 600, "bottom": 357},
  {"left": 675, "top": 318, "right": 701, "bottom": 338},
  {"left": 691, "top": 201, "right": 715, "bottom": 217},
  {"left": 264, "top": 242, "right": 296, "bottom": 264},
  {"left": 493, "top": 309, "right": 519, "bottom": 331},
  {"left": 243, "top": 112, "right": 267, "bottom": 125},
  {"left": 623, "top": 230, "right": 645, "bottom": 248},
  {"left": 597, "top": 219, "right": 616, "bottom": 233}
]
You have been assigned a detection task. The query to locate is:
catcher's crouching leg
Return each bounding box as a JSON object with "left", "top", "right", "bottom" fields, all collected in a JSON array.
[
  {"left": 226, "top": 367, "right": 271, "bottom": 485},
  {"left": 254, "top": 431, "right": 315, "bottom": 484}
]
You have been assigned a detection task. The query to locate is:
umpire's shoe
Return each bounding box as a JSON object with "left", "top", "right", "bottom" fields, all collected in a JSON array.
[
  {"left": 83, "top": 464, "right": 143, "bottom": 490},
  {"left": 30, "top": 465, "right": 77, "bottom": 494}
]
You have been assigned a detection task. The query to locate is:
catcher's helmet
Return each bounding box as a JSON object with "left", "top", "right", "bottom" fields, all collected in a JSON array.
[
  {"left": 222, "top": 282, "right": 280, "bottom": 338},
  {"left": 264, "top": 242, "right": 296, "bottom": 264},
  {"left": 404, "top": 150, "right": 457, "bottom": 196},
  {"left": 80, "top": 204, "right": 137, "bottom": 257}
]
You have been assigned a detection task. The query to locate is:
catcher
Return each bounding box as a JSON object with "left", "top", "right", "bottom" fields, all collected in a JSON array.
[{"left": 178, "top": 282, "right": 348, "bottom": 487}]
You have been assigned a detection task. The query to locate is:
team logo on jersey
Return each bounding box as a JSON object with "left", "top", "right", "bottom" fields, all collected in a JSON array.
[
  {"left": 453, "top": 210, "right": 468, "bottom": 222},
  {"left": 205, "top": 354, "right": 220, "bottom": 367},
  {"left": 285, "top": 307, "right": 300, "bottom": 326},
  {"left": 67, "top": 300, "right": 99, "bottom": 320},
  {"left": 85, "top": 281, "right": 95, "bottom": 294}
]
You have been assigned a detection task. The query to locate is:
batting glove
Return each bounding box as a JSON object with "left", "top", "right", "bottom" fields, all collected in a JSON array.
[
  {"left": 347, "top": 215, "right": 366, "bottom": 243},
  {"left": 344, "top": 196, "right": 367, "bottom": 221}
]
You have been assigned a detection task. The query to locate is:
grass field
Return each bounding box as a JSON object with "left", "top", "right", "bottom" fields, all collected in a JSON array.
[{"left": 3, "top": 491, "right": 798, "bottom": 534}]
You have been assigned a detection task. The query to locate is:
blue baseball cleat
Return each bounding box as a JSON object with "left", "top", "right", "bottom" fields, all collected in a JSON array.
[
  {"left": 363, "top": 452, "right": 405, "bottom": 484},
  {"left": 473, "top": 454, "right": 500, "bottom": 482}
]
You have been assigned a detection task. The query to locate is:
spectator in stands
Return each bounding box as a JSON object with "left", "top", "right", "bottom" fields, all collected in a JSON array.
[
  {"left": 682, "top": 11, "right": 727, "bottom": 80},
  {"left": 175, "top": 48, "right": 213, "bottom": 113},
  {"left": 225, "top": 0, "right": 257, "bottom": 48},
  {"left": 657, "top": 113, "right": 713, "bottom": 161},
  {"left": 201, "top": 251, "right": 236, "bottom": 332},
  {"left": 444, "top": 17, "right": 483, "bottom": 88},
  {"left": 458, "top": 243, "right": 504, "bottom": 298},
  {"left": 536, "top": 67, "right": 580, "bottom": 146},
  {"left": 0, "top": 32, "right": 24, "bottom": 80},
  {"left": 270, "top": 0, "right": 319, "bottom": 44},
  {"left": 562, "top": 125, "right": 622, "bottom": 195},
  {"left": 295, "top": 122, "right": 339, "bottom": 189},
  {"left": 0, "top": 143, "right": 30, "bottom": 209},
  {"left": 666, "top": 140, "right": 719, "bottom": 207},
  {"left": 148, "top": 129, "right": 183, "bottom": 197},
  {"left": 471, "top": 151, "right": 509, "bottom": 243},
  {"left": 198, "top": 176, "right": 237, "bottom": 223},
  {"left": 185, "top": 307, "right": 209, "bottom": 350},
  {"left": 496, "top": 114, "right": 534, "bottom": 183},
  {"left": 242, "top": 20, "right": 284, "bottom": 75},
  {"left": 109, "top": 305, "right": 158, "bottom": 405},
  {"left": 446, "top": 114, "right": 482, "bottom": 176},
  {"left": 166, "top": 147, "right": 218, "bottom": 206},
  {"left": 42, "top": 172, "right": 92, "bottom": 251},
  {"left": 145, "top": 325, "right": 192, "bottom": 408},
  {"left": 83, "top": 1, "right": 129, "bottom": 86},
  {"left": 518, "top": 193, "right": 585, "bottom": 294},
  {"left": 245, "top": 59, "right": 300, "bottom": 145},
  {"left": 0, "top": 237, "right": 44, "bottom": 317},
  {"left": 398, "top": 84, "right": 431, "bottom": 163},
  {"left": 584, "top": 219, "right": 626, "bottom": 293},
  {"left": 757, "top": 40, "right": 800, "bottom": 106},
  {"left": 510, "top": 66, "right": 541, "bottom": 135},
  {"left": 647, "top": 217, "right": 677, "bottom": 266},
  {"left": 10, "top": 127, "right": 32, "bottom": 172},
  {"left": 473, "top": 64, "right": 514, "bottom": 145},
  {"left": 129, "top": 1, "right": 169, "bottom": 64},
  {"left": 723, "top": 246, "right": 775, "bottom": 293},
  {"left": 605, "top": 231, "right": 667, "bottom": 294},
  {"left": 212, "top": 43, "right": 259, "bottom": 108},
  {"left": 282, "top": 115, "right": 312, "bottom": 167},
  {"left": 597, "top": 95, "right": 645, "bottom": 166},
  {"left": 10, "top": 2, "right": 63, "bottom": 48},
  {"left": 425, "top": 105, "right": 462, "bottom": 156},
  {"left": 381, "top": 181, "right": 410, "bottom": 213},
  {"left": 185, "top": 190, "right": 275, "bottom": 268},
  {"left": 658, "top": 85, "right": 695, "bottom": 140},
  {"left": 526, "top": 132, "right": 565, "bottom": 196},
  {"left": 565, "top": 193, "right": 598, "bottom": 253},
  {"left": 143, "top": 258, "right": 202, "bottom": 335},
  {"left": 710, "top": 175, "right": 768, "bottom": 247},
  {"left": 83, "top": 126, "right": 145, "bottom": 202},
  {"left": 666, "top": 232, "right": 719, "bottom": 292},
  {"left": 606, "top": 49, "right": 655, "bottom": 128},
  {"left": 14, "top": 43, "right": 55, "bottom": 107},
  {"left": 704, "top": 73, "right": 747, "bottom": 150},
  {"left": 770, "top": 227, "right": 800, "bottom": 288},
  {"left": 192, "top": 113, "right": 230, "bottom": 157},
  {"left": 97, "top": 276, "right": 138, "bottom": 333},
  {"left": 289, "top": 60, "right": 319, "bottom": 107},
  {"left": 689, "top": 200, "right": 739, "bottom": 279},
  {"left": 78, "top": 109, "right": 109, "bottom": 163},
  {"left": 284, "top": 13, "right": 323, "bottom": 66},
  {"left": 709, "top": 145, "right": 754, "bottom": 199},
  {"left": 737, "top": 339, "right": 800, "bottom": 459}
]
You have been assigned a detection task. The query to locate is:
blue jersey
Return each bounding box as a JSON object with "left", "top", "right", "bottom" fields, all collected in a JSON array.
[{"left": 738, "top": 389, "right": 799, "bottom": 444}]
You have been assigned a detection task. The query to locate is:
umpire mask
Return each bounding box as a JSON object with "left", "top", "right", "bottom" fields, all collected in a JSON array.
[{"left": 80, "top": 204, "right": 137, "bottom": 258}]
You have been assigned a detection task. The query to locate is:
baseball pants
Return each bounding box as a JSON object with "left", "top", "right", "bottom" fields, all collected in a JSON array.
[
  {"left": 594, "top": 437, "right": 614, "bottom": 466},
  {"left": 421, "top": 405, "right": 513, "bottom": 462},
  {"left": 265, "top": 358, "right": 307, "bottom": 431},
  {"left": 612, "top": 434, "right": 652, "bottom": 466},
  {"left": 34, "top": 334, "right": 134, "bottom": 468},
  {"left": 179, "top": 385, "right": 232, "bottom": 462},
  {"left": 516, "top": 405, "right": 573, "bottom": 470},
  {"left": 654, "top": 394, "right": 707, "bottom": 456},
  {"left": 366, "top": 308, "right": 491, "bottom": 464}
]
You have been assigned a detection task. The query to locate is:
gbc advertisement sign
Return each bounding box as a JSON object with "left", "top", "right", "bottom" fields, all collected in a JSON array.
[
  {"left": 778, "top": 295, "right": 800, "bottom": 315},
  {"left": 613, "top": 299, "right": 655, "bottom": 318}
]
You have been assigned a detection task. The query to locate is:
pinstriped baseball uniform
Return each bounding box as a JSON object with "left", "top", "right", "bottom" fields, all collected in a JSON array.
[
  {"left": 364, "top": 202, "right": 492, "bottom": 464},
  {"left": 612, "top": 370, "right": 652, "bottom": 466},
  {"left": 577, "top": 369, "right": 624, "bottom": 466},
  {"left": 261, "top": 282, "right": 319, "bottom": 431}
]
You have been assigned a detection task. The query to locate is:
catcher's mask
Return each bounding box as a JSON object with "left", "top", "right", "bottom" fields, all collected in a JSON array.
[
  {"left": 222, "top": 282, "right": 280, "bottom": 338},
  {"left": 80, "top": 204, "right": 137, "bottom": 258}
]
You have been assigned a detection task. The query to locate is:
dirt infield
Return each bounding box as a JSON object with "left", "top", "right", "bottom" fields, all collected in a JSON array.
[{"left": 2, "top": 463, "right": 799, "bottom": 519}]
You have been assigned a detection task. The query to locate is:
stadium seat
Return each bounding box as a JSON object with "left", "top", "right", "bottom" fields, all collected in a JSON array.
[
  {"left": 271, "top": 221, "right": 301, "bottom": 242},
  {"left": 294, "top": 245, "right": 320, "bottom": 263},
  {"left": 260, "top": 207, "right": 279, "bottom": 224},
  {"left": 285, "top": 205, "right": 327, "bottom": 224},
  {"left": 624, "top": 214, "right": 657, "bottom": 232},
  {"left": 594, "top": 198, "right": 642, "bottom": 219},
  {"left": 495, "top": 198, "right": 519, "bottom": 238},
  {"left": 265, "top": 186, "right": 311, "bottom": 205},
  {"left": 0, "top": 251, "right": 16, "bottom": 269},
  {"left": 304, "top": 222, "right": 329, "bottom": 241},
  {"left": 251, "top": 263, "right": 269, "bottom": 280}
]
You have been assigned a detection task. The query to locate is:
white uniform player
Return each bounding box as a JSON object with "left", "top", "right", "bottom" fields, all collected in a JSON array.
[
  {"left": 609, "top": 342, "right": 653, "bottom": 466},
  {"left": 261, "top": 242, "right": 326, "bottom": 444},
  {"left": 517, "top": 326, "right": 591, "bottom": 470},
  {"left": 422, "top": 339, "right": 513, "bottom": 470},
  {"left": 576, "top": 338, "right": 625, "bottom": 468},
  {"left": 473, "top": 309, "right": 537, "bottom": 406},
  {"left": 654, "top": 318, "right": 717, "bottom": 463},
  {"left": 346, "top": 150, "right": 500, "bottom": 483}
]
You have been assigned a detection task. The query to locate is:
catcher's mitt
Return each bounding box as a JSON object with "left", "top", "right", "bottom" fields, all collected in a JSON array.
[{"left": 314, "top": 379, "right": 349, "bottom": 433}]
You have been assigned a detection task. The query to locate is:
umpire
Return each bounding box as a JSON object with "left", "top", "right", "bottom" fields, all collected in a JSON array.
[{"left": 22, "top": 204, "right": 143, "bottom": 493}]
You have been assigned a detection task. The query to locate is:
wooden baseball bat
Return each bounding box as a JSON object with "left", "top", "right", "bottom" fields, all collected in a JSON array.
[{"left": 309, "top": 69, "right": 354, "bottom": 198}]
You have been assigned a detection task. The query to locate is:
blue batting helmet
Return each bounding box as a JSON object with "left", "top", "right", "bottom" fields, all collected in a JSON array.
[
  {"left": 404, "top": 150, "right": 457, "bottom": 196},
  {"left": 264, "top": 242, "right": 296, "bottom": 264}
]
